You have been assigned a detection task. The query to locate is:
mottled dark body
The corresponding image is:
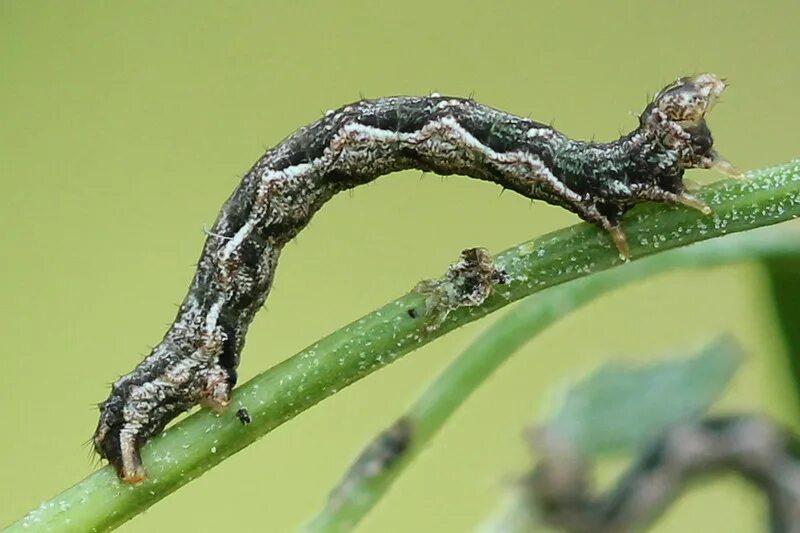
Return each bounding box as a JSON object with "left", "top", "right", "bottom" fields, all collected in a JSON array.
[{"left": 94, "top": 75, "right": 735, "bottom": 482}]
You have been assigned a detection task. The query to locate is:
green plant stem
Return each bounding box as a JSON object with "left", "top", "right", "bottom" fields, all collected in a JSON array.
[
  {"left": 6, "top": 160, "right": 800, "bottom": 533},
  {"left": 303, "top": 228, "right": 800, "bottom": 532},
  {"left": 761, "top": 256, "right": 800, "bottom": 410}
]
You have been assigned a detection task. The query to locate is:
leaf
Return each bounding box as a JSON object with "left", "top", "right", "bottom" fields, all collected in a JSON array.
[{"left": 547, "top": 336, "right": 743, "bottom": 457}]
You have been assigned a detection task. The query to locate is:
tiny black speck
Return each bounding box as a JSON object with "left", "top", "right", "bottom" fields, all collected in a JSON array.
[{"left": 235, "top": 408, "right": 251, "bottom": 425}]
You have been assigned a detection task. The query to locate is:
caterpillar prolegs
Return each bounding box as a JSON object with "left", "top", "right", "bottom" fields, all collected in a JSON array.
[{"left": 93, "top": 74, "right": 740, "bottom": 482}]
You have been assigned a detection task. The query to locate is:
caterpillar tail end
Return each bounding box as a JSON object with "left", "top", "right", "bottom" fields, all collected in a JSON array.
[{"left": 93, "top": 425, "right": 148, "bottom": 484}]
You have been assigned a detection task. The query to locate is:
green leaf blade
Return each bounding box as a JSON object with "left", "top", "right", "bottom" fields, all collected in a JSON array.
[{"left": 549, "top": 336, "right": 743, "bottom": 457}]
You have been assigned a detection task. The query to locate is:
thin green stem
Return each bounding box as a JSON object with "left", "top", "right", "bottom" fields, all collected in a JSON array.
[
  {"left": 6, "top": 160, "right": 800, "bottom": 533},
  {"left": 303, "top": 228, "right": 800, "bottom": 532}
]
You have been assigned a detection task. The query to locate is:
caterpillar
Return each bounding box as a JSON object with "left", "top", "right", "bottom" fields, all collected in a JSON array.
[{"left": 93, "top": 74, "right": 739, "bottom": 483}]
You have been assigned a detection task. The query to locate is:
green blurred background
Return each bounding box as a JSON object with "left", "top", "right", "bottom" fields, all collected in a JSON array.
[{"left": 1, "top": 1, "right": 799, "bottom": 531}]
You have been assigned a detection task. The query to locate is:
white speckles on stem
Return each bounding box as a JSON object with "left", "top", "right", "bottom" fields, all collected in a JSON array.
[{"left": 13, "top": 160, "right": 800, "bottom": 526}]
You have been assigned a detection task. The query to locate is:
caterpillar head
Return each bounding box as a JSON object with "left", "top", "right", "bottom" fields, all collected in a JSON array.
[
  {"left": 654, "top": 73, "right": 726, "bottom": 125},
  {"left": 642, "top": 73, "right": 740, "bottom": 178}
]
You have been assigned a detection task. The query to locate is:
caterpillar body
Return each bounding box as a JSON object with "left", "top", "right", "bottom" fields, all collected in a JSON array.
[{"left": 94, "top": 74, "right": 738, "bottom": 482}]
